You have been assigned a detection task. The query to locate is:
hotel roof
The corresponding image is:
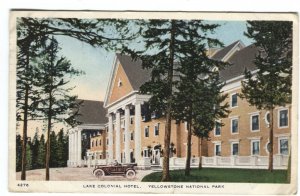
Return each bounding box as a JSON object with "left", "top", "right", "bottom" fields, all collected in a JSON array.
[
  {"left": 116, "top": 41, "right": 257, "bottom": 86},
  {"left": 75, "top": 99, "right": 107, "bottom": 125},
  {"left": 211, "top": 41, "right": 240, "bottom": 61},
  {"left": 219, "top": 44, "right": 258, "bottom": 81},
  {"left": 116, "top": 53, "right": 151, "bottom": 91}
]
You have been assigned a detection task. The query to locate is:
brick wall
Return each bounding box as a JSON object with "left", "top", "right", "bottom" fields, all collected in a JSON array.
[{"left": 208, "top": 87, "right": 291, "bottom": 157}]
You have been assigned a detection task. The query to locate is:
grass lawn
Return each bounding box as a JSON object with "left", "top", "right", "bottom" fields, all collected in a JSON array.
[{"left": 142, "top": 168, "right": 289, "bottom": 183}]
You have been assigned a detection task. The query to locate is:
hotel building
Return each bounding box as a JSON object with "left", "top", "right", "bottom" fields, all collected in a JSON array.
[{"left": 68, "top": 41, "right": 290, "bottom": 169}]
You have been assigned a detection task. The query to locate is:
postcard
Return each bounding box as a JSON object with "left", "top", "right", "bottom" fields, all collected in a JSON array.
[{"left": 9, "top": 11, "right": 298, "bottom": 194}]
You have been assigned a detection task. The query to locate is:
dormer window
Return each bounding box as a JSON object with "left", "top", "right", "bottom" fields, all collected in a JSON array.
[{"left": 118, "top": 78, "right": 122, "bottom": 87}]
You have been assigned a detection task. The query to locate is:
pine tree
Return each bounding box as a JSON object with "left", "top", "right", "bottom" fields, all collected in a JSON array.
[
  {"left": 191, "top": 74, "right": 229, "bottom": 170},
  {"left": 31, "top": 128, "right": 40, "bottom": 169},
  {"left": 16, "top": 135, "right": 22, "bottom": 172},
  {"left": 49, "top": 131, "right": 58, "bottom": 168},
  {"left": 123, "top": 20, "right": 178, "bottom": 181},
  {"left": 35, "top": 37, "right": 82, "bottom": 180},
  {"left": 56, "top": 129, "right": 66, "bottom": 167},
  {"left": 37, "top": 134, "right": 46, "bottom": 169},
  {"left": 241, "top": 21, "right": 292, "bottom": 172},
  {"left": 168, "top": 21, "right": 229, "bottom": 175},
  {"left": 17, "top": 18, "right": 46, "bottom": 179},
  {"left": 17, "top": 18, "right": 131, "bottom": 180},
  {"left": 25, "top": 140, "right": 33, "bottom": 170},
  {"left": 174, "top": 67, "right": 229, "bottom": 175},
  {"left": 123, "top": 19, "right": 228, "bottom": 181}
]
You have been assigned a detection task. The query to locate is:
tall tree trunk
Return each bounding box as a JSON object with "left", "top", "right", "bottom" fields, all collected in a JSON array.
[
  {"left": 198, "top": 137, "right": 203, "bottom": 170},
  {"left": 21, "top": 43, "right": 31, "bottom": 180},
  {"left": 268, "top": 108, "right": 274, "bottom": 172},
  {"left": 45, "top": 96, "right": 52, "bottom": 181},
  {"left": 46, "top": 39, "right": 54, "bottom": 181},
  {"left": 21, "top": 85, "right": 29, "bottom": 180},
  {"left": 161, "top": 20, "right": 175, "bottom": 182},
  {"left": 185, "top": 120, "right": 192, "bottom": 176}
]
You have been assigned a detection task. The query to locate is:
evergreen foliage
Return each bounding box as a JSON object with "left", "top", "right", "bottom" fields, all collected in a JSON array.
[
  {"left": 17, "top": 19, "right": 46, "bottom": 180},
  {"left": 170, "top": 21, "right": 229, "bottom": 175},
  {"left": 16, "top": 135, "right": 22, "bottom": 172},
  {"left": 31, "top": 129, "right": 40, "bottom": 169},
  {"left": 123, "top": 19, "right": 228, "bottom": 181},
  {"left": 16, "top": 17, "right": 131, "bottom": 180},
  {"left": 25, "top": 140, "right": 33, "bottom": 170},
  {"left": 241, "top": 21, "right": 292, "bottom": 172},
  {"left": 16, "top": 130, "right": 69, "bottom": 171},
  {"left": 49, "top": 131, "right": 58, "bottom": 167},
  {"left": 37, "top": 134, "right": 46, "bottom": 169},
  {"left": 56, "top": 129, "right": 67, "bottom": 167},
  {"left": 33, "top": 37, "right": 82, "bottom": 180}
]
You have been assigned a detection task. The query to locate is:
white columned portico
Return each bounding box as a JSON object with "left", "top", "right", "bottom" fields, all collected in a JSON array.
[
  {"left": 77, "top": 128, "right": 82, "bottom": 166},
  {"left": 124, "top": 105, "right": 131, "bottom": 163},
  {"left": 134, "top": 103, "right": 142, "bottom": 163},
  {"left": 108, "top": 114, "right": 114, "bottom": 163},
  {"left": 115, "top": 111, "right": 121, "bottom": 162}
]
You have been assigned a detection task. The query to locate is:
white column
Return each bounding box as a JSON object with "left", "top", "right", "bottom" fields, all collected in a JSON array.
[
  {"left": 108, "top": 114, "right": 114, "bottom": 163},
  {"left": 68, "top": 130, "right": 72, "bottom": 166},
  {"left": 134, "top": 103, "right": 142, "bottom": 163},
  {"left": 124, "top": 105, "right": 131, "bottom": 163},
  {"left": 74, "top": 130, "right": 78, "bottom": 166},
  {"left": 72, "top": 132, "right": 76, "bottom": 166},
  {"left": 77, "top": 129, "right": 82, "bottom": 166},
  {"left": 115, "top": 111, "right": 121, "bottom": 162}
]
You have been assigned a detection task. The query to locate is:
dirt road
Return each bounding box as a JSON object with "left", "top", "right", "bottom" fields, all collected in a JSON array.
[{"left": 16, "top": 167, "right": 154, "bottom": 181}]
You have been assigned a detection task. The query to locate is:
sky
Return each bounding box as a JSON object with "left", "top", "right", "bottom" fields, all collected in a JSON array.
[{"left": 55, "top": 20, "right": 254, "bottom": 102}]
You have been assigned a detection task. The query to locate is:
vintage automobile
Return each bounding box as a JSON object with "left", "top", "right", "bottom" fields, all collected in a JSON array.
[{"left": 93, "top": 163, "right": 137, "bottom": 179}]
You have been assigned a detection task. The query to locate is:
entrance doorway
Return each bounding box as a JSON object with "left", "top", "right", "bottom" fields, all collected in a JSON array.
[{"left": 152, "top": 145, "right": 161, "bottom": 165}]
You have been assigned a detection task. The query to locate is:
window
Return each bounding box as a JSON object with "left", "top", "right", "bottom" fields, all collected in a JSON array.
[
  {"left": 96, "top": 139, "right": 98, "bottom": 147},
  {"left": 232, "top": 143, "right": 239, "bottom": 155},
  {"left": 215, "top": 122, "right": 221, "bottom": 136},
  {"left": 279, "top": 138, "right": 289, "bottom": 155},
  {"left": 279, "top": 109, "right": 288, "bottom": 128},
  {"left": 131, "top": 132, "right": 134, "bottom": 141},
  {"left": 91, "top": 141, "right": 94, "bottom": 147},
  {"left": 251, "top": 140, "right": 260, "bottom": 155},
  {"left": 231, "top": 118, "right": 239, "bottom": 134},
  {"left": 143, "top": 149, "right": 149, "bottom": 157},
  {"left": 154, "top": 124, "right": 160, "bottom": 136},
  {"left": 215, "top": 144, "right": 221, "bottom": 156},
  {"left": 145, "top": 126, "right": 149, "bottom": 137},
  {"left": 265, "top": 112, "right": 270, "bottom": 125},
  {"left": 118, "top": 78, "right": 122, "bottom": 87},
  {"left": 106, "top": 138, "right": 109, "bottom": 145},
  {"left": 130, "top": 117, "right": 134, "bottom": 125},
  {"left": 99, "top": 139, "right": 101, "bottom": 146},
  {"left": 251, "top": 114, "right": 260, "bottom": 131},
  {"left": 123, "top": 133, "right": 125, "bottom": 142},
  {"left": 231, "top": 93, "right": 238, "bottom": 107}
]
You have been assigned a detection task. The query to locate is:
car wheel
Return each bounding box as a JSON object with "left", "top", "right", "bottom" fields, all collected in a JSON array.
[
  {"left": 94, "top": 169, "right": 105, "bottom": 179},
  {"left": 125, "top": 170, "right": 136, "bottom": 179}
]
